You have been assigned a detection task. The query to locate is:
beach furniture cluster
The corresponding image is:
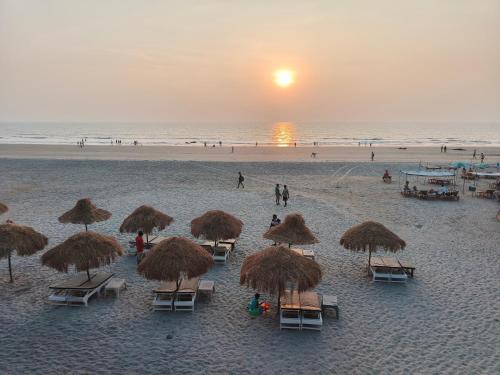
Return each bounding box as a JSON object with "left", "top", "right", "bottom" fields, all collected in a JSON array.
[{"left": 2, "top": 197, "right": 421, "bottom": 332}]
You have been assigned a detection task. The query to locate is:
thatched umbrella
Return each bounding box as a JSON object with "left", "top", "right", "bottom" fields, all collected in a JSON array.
[
  {"left": 0, "top": 202, "right": 8, "bottom": 215},
  {"left": 340, "top": 221, "right": 406, "bottom": 267},
  {"left": 58, "top": 198, "right": 111, "bottom": 231},
  {"left": 0, "top": 223, "right": 48, "bottom": 283},
  {"left": 263, "top": 213, "right": 319, "bottom": 247},
  {"left": 191, "top": 210, "right": 243, "bottom": 246},
  {"left": 138, "top": 236, "right": 213, "bottom": 291},
  {"left": 240, "top": 245, "right": 322, "bottom": 300},
  {"left": 119, "top": 205, "right": 173, "bottom": 244},
  {"left": 41, "top": 231, "right": 123, "bottom": 281}
]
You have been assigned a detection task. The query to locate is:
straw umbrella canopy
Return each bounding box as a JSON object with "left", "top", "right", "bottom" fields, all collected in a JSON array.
[
  {"left": 191, "top": 210, "right": 243, "bottom": 246},
  {"left": 0, "top": 202, "right": 8, "bottom": 215},
  {"left": 119, "top": 205, "right": 173, "bottom": 243},
  {"left": 263, "top": 213, "right": 319, "bottom": 247},
  {"left": 240, "top": 246, "right": 322, "bottom": 299},
  {"left": 41, "top": 231, "right": 123, "bottom": 281},
  {"left": 340, "top": 221, "right": 406, "bottom": 267},
  {"left": 138, "top": 236, "right": 213, "bottom": 291},
  {"left": 0, "top": 223, "right": 48, "bottom": 283},
  {"left": 58, "top": 198, "right": 111, "bottom": 231}
]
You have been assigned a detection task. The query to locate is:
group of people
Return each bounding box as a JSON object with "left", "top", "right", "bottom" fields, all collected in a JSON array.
[
  {"left": 237, "top": 173, "right": 291, "bottom": 207},
  {"left": 472, "top": 149, "right": 486, "bottom": 163}
]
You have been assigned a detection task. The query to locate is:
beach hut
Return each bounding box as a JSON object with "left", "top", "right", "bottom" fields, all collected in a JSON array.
[
  {"left": 138, "top": 237, "right": 214, "bottom": 311},
  {"left": 42, "top": 232, "right": 123, "bottom": 306},
  {"left": 0, "top": 222, "right": 48, "bottom": 283},
  {"left": 0, "top": 202, "right": 8, "bottom": 215},
  {"left": 240, "top": 245, "right": 323, "bottom": 329},
  {"left": 263, "top": 213, "right": 319, "bottom": 249},
  {"left": 58, "top": 198, "right": 111, "bottom": 231},
  {"left": 119, "top": 205, "right": 173, "bottom": 245},
  {"left": 191, "top": 210, "right": 243, "bottom": 262},
  {"left": 340, "top": 221, "right": 410, "bottom": 281}
]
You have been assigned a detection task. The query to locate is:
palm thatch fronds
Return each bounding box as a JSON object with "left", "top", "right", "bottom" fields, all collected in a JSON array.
[
  {"left": 240, "top": 246, "right": 321, "bottom": 297},
  {"left": 58, "top": 198, "right": 111, "bottom": 231},
  {"left": 138, "top": 237, "right": 213, "bottom": 288},
  {"left": 119, "top": 205, "right": 173, "bottom": 243},
  {"left": 0, "top": 202, "right": 8, "bottom": 215},
  {"left": 340, "top": 221, "right": 406, "bottom": 266},
  {"left": 41, "top": 231, "right": 123, "bottom": 280},
  {"left": 0, "top": 223, "right": 48, "bottom": 282},
  {"left": 263, "top": 213, "right": 318, "bottom": 247},
  {"left": 191, "top": 210, "right": 243, "bottom": 245}
]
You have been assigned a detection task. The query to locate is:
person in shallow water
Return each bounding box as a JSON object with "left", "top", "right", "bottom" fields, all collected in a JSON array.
[{"left": 282, "top": 185, "right": 289, "bottom": 207}]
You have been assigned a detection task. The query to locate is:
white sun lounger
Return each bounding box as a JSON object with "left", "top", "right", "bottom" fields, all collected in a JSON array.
[
  {"left": 291, "top": 248, "right": 315, "bottom": 260},
  {"left": 280, "top": 291, "right": 302, "bottom": 330},
  {"left": 212, "top": 245, "right": 231, "bottom": 263},
  {"left": 370, "top": 256, "right": 408, "bottom": 282},
  {"left": 174, "top": 277, "right": 200, "bottom": 312},
  {"left": 153, "top": 281, "right": 177, "bottom": 311},
  {"left": 48, "top": 272, "right": 113, "bottom": 307}
]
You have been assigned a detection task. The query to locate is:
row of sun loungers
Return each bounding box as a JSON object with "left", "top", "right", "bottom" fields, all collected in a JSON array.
[
  {"left": 280, "top": 290, "right": 325, "bottom": 330},
  {"left": 370, "top": 256, "right": 415, "bottom": 282},
  {"left": 152, "top": 277, "right": 215, "bottom": 312},
  {"left": 48, "top": 272, "right": 114, "bottom": 307}
]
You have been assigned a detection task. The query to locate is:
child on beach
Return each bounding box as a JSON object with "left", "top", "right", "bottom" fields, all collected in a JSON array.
[
  {"left": 282, "top": 185, "right": 289, "bottom": 207},
  {"left": 275, "top": 184, "right": 282, "bottom": 205}
]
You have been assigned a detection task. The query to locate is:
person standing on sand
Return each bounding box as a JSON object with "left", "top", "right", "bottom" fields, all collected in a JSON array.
[
  {"left": 135, "top": 231, "right": 145, "bottom": 264},
  {"left": 282, "top": 185, "right": 290, "bottom": 207},
  {"left": 480, "top": 153, "right": 485, "bottom": 163},
  {"left": 237, "top": 172, "right": 245, "bottom": 188},
  {"left": 473, "top": 149, "right": 477, "bottom": 159},
  {"left": 440, "top": 145, "right": 443, "bottom": 152},
  {"left": 371, "top": 151, "right": 374, "bottom": 161},
  {"left": 275, "top": 184, "right": 282, "bottom": 205},
  {"left": 444, "top": 145, "right": 447, "bottom": 152},
  {"left": 219, "top": 141, "right": 222, "bottom": 147},
  {"left": 231, "top": 146, "right": 234, "bottom": 153}
]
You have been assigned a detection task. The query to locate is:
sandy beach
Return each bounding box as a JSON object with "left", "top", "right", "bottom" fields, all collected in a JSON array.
[
  {"left": 1, "top": 143, "right": 500, "bottom": 163},
  {"left": 0, "top": 151, "right": 498, "bottom": 374}
]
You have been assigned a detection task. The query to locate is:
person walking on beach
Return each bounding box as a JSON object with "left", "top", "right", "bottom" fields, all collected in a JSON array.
[
  {"left": 444, "top": 145, "right": 447, "bottom": 152},
  {"left": 371, "top": 151, "right": 374, "bottom": 161},
  {"left": 275, "top": 184, "right": 282, "bottom": 205},
  {"left": 473, "top": 149, "right": 477, "bottom": 159},
  {"left": 480, "top": 153, "right": 485, "bottom": 163},
  {"left": 231, "top": 146, "right": 234, "bottom": 153},
  {"left": 440, "top": 145, "right": 443, "bottom": 152},
  {"left": 237, "top": 172, "right": 245, "bottom": 188},
  {"left": 282, "top": 185, "right": 290, "bottom": 207},
  {"left": 219, "top": 141, "right": 222, "bottom": 147},
  {"left": 135, "top": 231, "right": 145, "bottom": 264}
]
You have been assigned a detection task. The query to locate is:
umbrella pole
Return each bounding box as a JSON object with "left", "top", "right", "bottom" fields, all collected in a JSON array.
[
  {"left": 86, "top": 268, "right": 91, "bottom": 281},
  {"left": 8, "top": 252, "right": 13, "bottom": 283},
  {"left": 85, "top": 224, "right": 88, "bottom": 232},
  {"left": 146, "top": 233, "right": 149, "bottom": 244}
]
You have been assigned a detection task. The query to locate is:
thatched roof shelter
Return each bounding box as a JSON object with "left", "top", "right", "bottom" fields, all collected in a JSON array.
[
  {"left": 119, "top": 205, "right": 173, "bottom": 242},
  {"left": 191, "top": 210, "right": 243, "bottom": 245},
  {"left": 240, "top": 245, "right": 322, "bottom": 297},
  {"left": 340, "top": 221, "right": 406, "bottom": 266},
  {"left": 138, "top": 237, "right": 213, "bottom": 287},
  {"left": 41, "top": 231, "right": 123, "bottom": 280},
  {"left": 58, "top": 198, "right": 111, "bottom": 231},
  {"left": 263, "top": 213, "right": 318, "bottom": 247},
  {"left": 0, "top": 223, "right": 48, "bottom": 282},
  {"left": 0, "top": 202, "right": 8, "bottom": 215}
]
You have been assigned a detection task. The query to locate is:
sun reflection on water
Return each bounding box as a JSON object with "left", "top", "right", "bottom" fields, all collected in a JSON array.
[{"left": 272, "top": 122, "right": 296, "bottom": 147}]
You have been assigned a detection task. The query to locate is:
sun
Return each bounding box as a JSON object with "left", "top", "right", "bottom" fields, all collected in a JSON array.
[{"left": 274, "top": 69, "right": 294, "bottom": 88}]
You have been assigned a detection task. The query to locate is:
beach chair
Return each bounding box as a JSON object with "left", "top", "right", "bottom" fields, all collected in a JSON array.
[
  {"left": 48, "top": 272, "right": 113, "bottom": 307},
  {"left": 153, "top": 281, "right": 177, "bottom": 311},
  {"left": 280, "top": 290, "right": 302, "bottom": 330},
  {"left": 299, "top": 292, "right": 323, "bottom": 331},
  {"left": 174, "top": 277, "right": 200, "bottom": 312},
  {"left": 212, "top": 245, "right": 231, "bottom": 263},
  {"left": 291, "top": 248, "right": 315, "bottom": 260},
  {"left": 370, "top": 257, "right": 408, "bottom": 282},
  {"left": 219, "top": 238, "right": 236, "bottom": 251}
]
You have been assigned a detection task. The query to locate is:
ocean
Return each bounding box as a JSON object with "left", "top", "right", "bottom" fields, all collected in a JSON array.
[{"left": 0, "top": 121, "right": 498, "bottom": 147}]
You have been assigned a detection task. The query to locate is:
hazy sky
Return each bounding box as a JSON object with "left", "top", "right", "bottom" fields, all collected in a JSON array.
[{"left": 1, "top": 0, "right": 499, "bottom": 123}]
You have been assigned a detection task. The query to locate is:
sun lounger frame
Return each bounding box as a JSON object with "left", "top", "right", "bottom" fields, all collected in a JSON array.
[{"left": 48, "top": 272, "right": 113, "bottom": 307}]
